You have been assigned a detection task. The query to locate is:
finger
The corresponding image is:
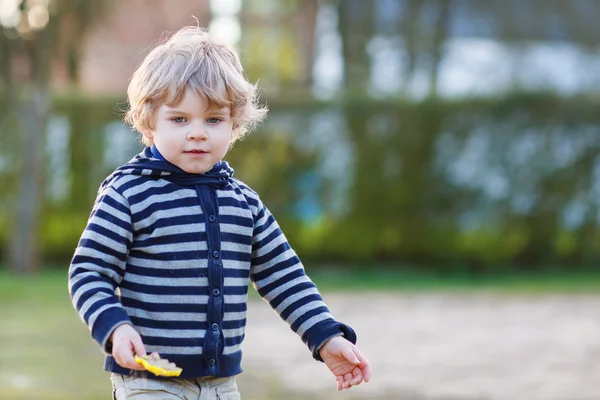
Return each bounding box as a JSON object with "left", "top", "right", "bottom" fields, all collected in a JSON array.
[
  {"left": 341, "top": 346, "right": 360, "bottom": 365},
  {"left": 342, "top": 372, "right": 353, "bottom": 389},
  {"left": 336, "top": 376, "right": 343, "bottom": 391},
  {"left": 131, "top": 335, "right": 147, "bottom": 358},
  {"left": 351, "top": 367, "right": 363, "bottom": 386},
  {"left": 353, "top": 347, "right": 372, "bottom": 382},
  {"left": 120, "top": 346, "right": 144, "bottom": 370}
]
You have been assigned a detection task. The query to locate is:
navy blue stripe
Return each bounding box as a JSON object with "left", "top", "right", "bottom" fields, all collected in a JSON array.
[
  {"left": 86, "top": 223, "right": 132, "bottom": 247},
  {"left": 126, "top": 264, "right": 205, "bottom": 278},
  {"left": 122, "top": 298, "right": 208, "bottom": 313},
  {"left": 129, "top": 249, "right": 205, "bottom": 261},
  {"left": 78, "top": 238, "right": 127, "bottom": 263},
  {"left": 252, "top": 242, "right": 293, "bottom": 267},
  {"left": 224, "top": 335, "right": 244, "bottom": 347},
  {"left": 133, "top": 197, "right": 200, "bottom": 222},
  {"left": 128, "top": 184, "right": 192, "bottom": 205},
  {"left": 224, "top": 286, "right": 248, "bottom": 295},
  {"left": 223, "top": 319, "right": 245, "bottom": 329},
  {"left": 142, "top": 336, "right": 204, "bottom": 347},
  {"left": 217, "top": 196, "right": 250, "bottom": 208},
  {"left": 279, "top": 293, "right": 324, "bottom": 321},
  {"left": 223, "top": 303, "right": 247, "bottom": 313},
  {"left": 222, "top": 268, "right": 250, "bottom": 278},
  {"left": 268, "top": 279, "right": 314, "bottom": 310},
  {"left": 70, "top": 273, "right": 116, "bottom": 298},
  {"left": 252, "top": 227, "right": 281, "bottom": 253},
  {"left": 71, "top": 255, "right": 124, "bottom": 277},
  {"left": 252, "top": 257, "right": 304, "bottom": 284},
  {"left": 76, "top": 286, "right": 116, "bottom": 311},
  {"left": 83, "top": 297, "right": 120, "bottom": 324},
  {"left": 220, "top": 232, "right": 252, "bottom": 246},
  {"left": 221, "top": 250, "right": 252, "bottom": 262},
  {"left": 220, "top": 214, "right": 253, "bottom": 227},
  {"left": 102, "top": 193, "right": 131, "bottom": 216},
  {"left": 94, "top": 209, "right": 131, "bottom": 231},
  {"left": 130, "top": 316, "right": 208, "bottom": 330},
  {"left": 135, "top": 232, "right": 205, "bottom": 248},
  {"left": 290, "top": 306, "right": 330, "bottom": 333},
  {"left": 136, "top": 216, "right": 206, "bottom": 235}
]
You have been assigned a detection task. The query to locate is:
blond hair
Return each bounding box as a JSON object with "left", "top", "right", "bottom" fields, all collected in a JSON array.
[{"left": 124, "top": 26, "right": 267, "bottom": 146}]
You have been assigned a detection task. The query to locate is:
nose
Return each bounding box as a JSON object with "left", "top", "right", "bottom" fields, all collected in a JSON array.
[{"left": 187, "top": 123, "right": 208, "bottom": 141}]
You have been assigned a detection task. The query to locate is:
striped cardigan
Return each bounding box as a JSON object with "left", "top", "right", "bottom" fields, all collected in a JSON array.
[{"left": 68, "top": 146, "right": 356, "bottom": 378}]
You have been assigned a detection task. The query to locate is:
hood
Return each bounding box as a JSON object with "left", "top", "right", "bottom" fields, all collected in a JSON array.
[{"left": 100, "top": 146, "right": 234, "bottom": 190}]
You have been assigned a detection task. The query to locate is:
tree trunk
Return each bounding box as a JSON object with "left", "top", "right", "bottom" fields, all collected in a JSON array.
[{"left": 7, "top": 28, "right": 53, "bottom": 275}]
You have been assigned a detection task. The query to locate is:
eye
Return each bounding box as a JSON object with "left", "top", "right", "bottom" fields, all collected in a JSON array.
[
  {"left": 171, "top": 117, "right": 187, "bottom": 124},
  {"left": 207, "top": 117, "right": 222, "bottom": 124}
]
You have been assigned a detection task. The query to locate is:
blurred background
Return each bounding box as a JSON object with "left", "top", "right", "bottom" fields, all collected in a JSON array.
[{"left": 1, "top": 0, "right": 600, "bottom": 399}]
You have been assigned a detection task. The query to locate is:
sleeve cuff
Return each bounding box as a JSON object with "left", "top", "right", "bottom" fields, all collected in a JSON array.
[
  {"left": 305, "top": 319, "right": 357, "bottom": 362},
  {"left": 90, "top": 307, "right": 132, "bottom": 354}
]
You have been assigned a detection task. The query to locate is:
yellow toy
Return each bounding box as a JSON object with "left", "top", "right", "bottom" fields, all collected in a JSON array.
[{"left": 135, "top": 353, "right": 183, "bottom": 377}]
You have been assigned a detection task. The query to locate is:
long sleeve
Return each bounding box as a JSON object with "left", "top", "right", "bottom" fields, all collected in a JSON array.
[
  {"left": 68, "top": 185, "right": 133, "bottom": 353},
  {"left": 249, "top": 200, "right": 356, "bottom": 361}
]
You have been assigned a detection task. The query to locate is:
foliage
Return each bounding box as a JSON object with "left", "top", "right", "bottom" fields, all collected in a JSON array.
[{"left": 2, "top": 92, "right": 600, "bottom": 271}]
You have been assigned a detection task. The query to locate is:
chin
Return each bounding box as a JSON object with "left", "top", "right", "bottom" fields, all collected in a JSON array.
[{"left": 182, "top": 165, "right": 210, "bottom": 174}]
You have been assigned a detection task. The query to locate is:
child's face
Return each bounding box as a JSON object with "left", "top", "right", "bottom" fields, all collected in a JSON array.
[{"left": 145, "top": 88, "right": 233, "bottom": 174}]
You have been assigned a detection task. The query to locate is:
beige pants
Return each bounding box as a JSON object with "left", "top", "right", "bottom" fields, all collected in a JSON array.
[{"left": 110, "top": 373, "right": 240, "bottom": 400}]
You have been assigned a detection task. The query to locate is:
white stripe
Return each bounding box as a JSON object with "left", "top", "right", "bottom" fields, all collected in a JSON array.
[
  {"left": 274, "top": 287, "right": 320, "bottom": 315},
  {"left": 126, "top": 257, "right": 209, "bottom": 270},
  {"left": 296, "top": 313, "right": 333, "bottom": 337},
  {"left": 138, "top": 327, "right": 206, "bottom": 338},
  {"left": 120, "top": 288, "right": 209, "bottom": 304},
  {"left": 145, "top": 345, "right": 204, "bottom": 355},
  {"left": 223, "top": 294, "right": 248, "bottom": 304},
  {"left": 133, "top": 241, "right": 206, "bottom": 254},
  {"left": 72, "top": 280, "right": 116, "bottom": 308},
  {"left": 125, "top": 309, "right": 209, "bottom": 322},
  {"left": 219, "top": 206, "right": 253, "bottom": 219},
  {"left": 132, "top": 191, "right": 198, "bottom": 215},
  {"left": 251, "top": 248, "right": 296, "bottom": 274},
  {"left": 222, "top": 241, "right": 251, "bottom": 253},
  {"left": 285, "top": 300, "right": 328, "bottom": 327},
  {"left": 221, "top": 223, "right": 252, "bottom": 235},
  {"left": 80, "top": 229, "right": 127, "bottom": 252},
  {"left": 253, "top": 232, "right": 287, "bottom": 259},
  {"left": 253, "top": 266, "right": 306, "bottom": 297},
  {"left": 75, "top": 247, "right": 125, "bottom": 269},
  {"left": 253, "top": 220, "right": 279, "bottom": 243},
  {"left": 88, "top": 303, "right": 124, "bottom": 329},
  {"left": 123, "top": 275, "right": 209, "bottom": 287}
]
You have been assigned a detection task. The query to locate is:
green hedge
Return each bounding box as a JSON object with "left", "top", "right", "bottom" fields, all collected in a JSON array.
[{"left": 2, "top": 92, "right": 600, "bottom": 271}]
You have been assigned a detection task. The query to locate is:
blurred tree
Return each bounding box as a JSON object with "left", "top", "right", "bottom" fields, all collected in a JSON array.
[
  {"left": 337, "top": 0, "right": 374, "bottom": 93},
  {"left": 240, "top": 0, "right": 318, "bottom": 94},
  {"left": 0, "top": 0, "right": 108, "bottom": 274}
]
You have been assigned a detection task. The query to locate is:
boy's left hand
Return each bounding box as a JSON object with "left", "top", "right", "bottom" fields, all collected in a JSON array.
[{"left": 319, "top": 336, "right": 371, "bottom": 391}]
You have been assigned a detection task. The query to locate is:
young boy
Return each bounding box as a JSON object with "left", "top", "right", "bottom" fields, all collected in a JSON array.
[{"left": 68, "top": 26, "right": 371, "bottom": 399}]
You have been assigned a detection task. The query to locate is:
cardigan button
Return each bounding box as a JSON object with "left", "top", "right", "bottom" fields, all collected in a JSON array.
[
  {"left": 212, "top": 288, "right": 220, "bottom": 296},
  {"left": 212, "top": 250, "right": 219, "bottom": 258},
  {"left": 209, "top": 358, "right": 216, "bottom": 366},
  {"left": 211, "top": 323, "right": 219, "bottom": 331},
  {"left": 208, "top": 215, "right": 216, "bottom": 222}
]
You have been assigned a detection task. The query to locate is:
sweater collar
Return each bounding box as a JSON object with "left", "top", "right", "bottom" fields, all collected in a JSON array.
[{"left": 101, "top": 146, "right": 234, "bottom": 189}]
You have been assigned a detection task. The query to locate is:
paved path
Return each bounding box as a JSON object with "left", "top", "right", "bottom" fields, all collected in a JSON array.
[{"left": 239, "top": 292, "right": 600, "bottom": 400}]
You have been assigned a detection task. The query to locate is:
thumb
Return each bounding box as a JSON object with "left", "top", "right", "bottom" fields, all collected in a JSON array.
[
  {"left": 341, "top": 346, "right": 360, "bottom": 365},
  {"left": 131, "top": 334, "right": 147, "bottom": 358}
]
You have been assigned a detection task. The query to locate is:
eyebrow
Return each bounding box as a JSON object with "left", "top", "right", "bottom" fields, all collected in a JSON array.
[{"left": 164, "top": 108, "right": 230, "bottom": 115}]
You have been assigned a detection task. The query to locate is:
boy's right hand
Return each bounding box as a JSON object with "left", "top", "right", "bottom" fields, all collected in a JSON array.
[{"left": 110, "top": 324, "right": 147, "bottom": 370}]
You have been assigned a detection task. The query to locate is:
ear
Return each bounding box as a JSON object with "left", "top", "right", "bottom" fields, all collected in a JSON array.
[{"left": 142, "top": 129, "right": 154, "bottom": 141}]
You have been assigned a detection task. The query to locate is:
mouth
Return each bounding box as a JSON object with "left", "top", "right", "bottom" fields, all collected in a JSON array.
[{"left": 184, "top": 149, "right": 209, "bottom": 154}]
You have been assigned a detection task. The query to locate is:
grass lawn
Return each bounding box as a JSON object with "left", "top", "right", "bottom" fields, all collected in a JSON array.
[{"left": 1, "top": 268, "right": 599, "bottom": 399}]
